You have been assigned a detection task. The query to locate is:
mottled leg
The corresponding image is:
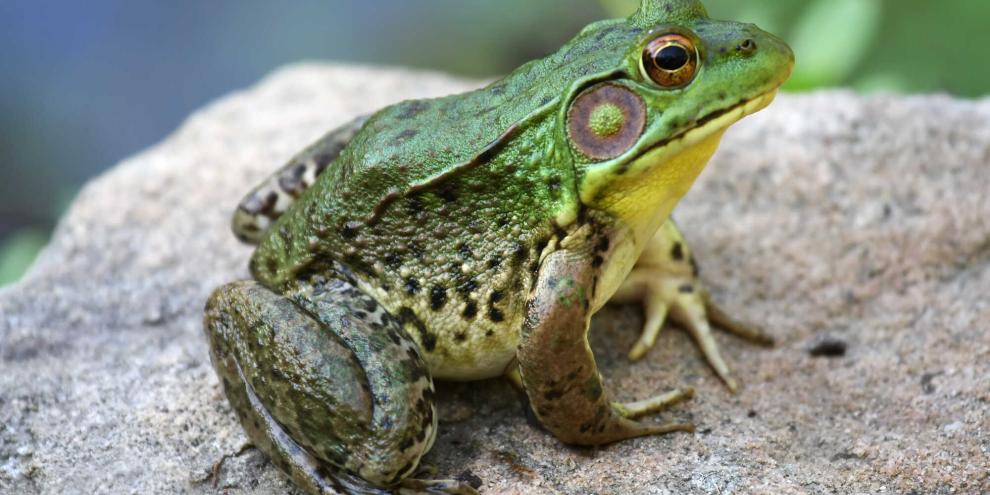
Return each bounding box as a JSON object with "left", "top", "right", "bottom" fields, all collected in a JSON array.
[
  {"left": 518, "top": 247, "right": 693, "bottom": 446},
  {"left": 611, "top": 220, "right": 773, "bottom": 391},
  {"left": 204, "top": 278, "right": 476, "bottom": 494},
  {"left": 232, "top": 115, "right": 369, "bottom": 244}
]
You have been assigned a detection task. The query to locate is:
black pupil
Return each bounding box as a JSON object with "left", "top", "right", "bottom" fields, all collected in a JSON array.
[{"left": 655, "top": 45, "right": 689, "bottom": 71}]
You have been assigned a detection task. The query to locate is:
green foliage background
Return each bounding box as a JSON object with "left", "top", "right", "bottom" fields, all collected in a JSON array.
[{"left": 1, "top": 0, "right": 986, "bottom": 286}]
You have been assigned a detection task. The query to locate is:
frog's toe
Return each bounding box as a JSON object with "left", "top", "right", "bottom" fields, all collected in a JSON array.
[
  {"left": 615, "top": 266, "right": 774, "bottom": 392},
  {"left": 612, "top": 386, "right": 694, "bottom": 419},
  {"left": 702, "top": 290, "right": 775, "bottom": 346},
  {"left": 398, "top": 477, "right": 481, "bottom": 495},
  {"left": 669, "top": 294, "right": 739, "bottom": 392}
]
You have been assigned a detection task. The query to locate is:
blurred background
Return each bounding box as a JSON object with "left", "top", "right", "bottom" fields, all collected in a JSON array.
[{"left": 1, "top": 0, "right": 988, "bottom": 286}]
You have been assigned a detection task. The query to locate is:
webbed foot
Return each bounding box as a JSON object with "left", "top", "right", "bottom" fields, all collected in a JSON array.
[{"left": 612, "top": 221, "right": 774, "bottom": 392}]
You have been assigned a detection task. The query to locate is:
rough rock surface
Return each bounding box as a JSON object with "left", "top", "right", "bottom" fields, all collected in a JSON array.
[{"left": 1, "top": 64, "right": 988, "bottom": 495}]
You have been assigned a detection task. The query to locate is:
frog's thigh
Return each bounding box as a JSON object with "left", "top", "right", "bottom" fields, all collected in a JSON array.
[
  {"left": 232, "top": 114, "right": 369, "bottom": 244},
  {"left": 204, "top": 279, "right": 438, "bottom": 493},
  {"left": 517, "top": 248, "right": 693, "bottom": 446},
  {"left": 611, "top": 220, "right": 772, "bottom": 392}
]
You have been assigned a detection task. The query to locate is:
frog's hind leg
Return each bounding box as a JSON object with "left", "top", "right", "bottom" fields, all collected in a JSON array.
[
  {"left": 232, "top": 114, "right": 369, "bottom": 244},
  {"left": 610, "top": 220, "right": 773, "bottom": 392},
  {"left": 204, "top": 278, "right": 477, "bottom": 494}
]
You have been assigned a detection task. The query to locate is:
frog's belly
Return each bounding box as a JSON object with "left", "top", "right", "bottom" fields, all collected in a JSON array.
[{"left": 424, "top": 324, "right": 521, "bottom": 381}]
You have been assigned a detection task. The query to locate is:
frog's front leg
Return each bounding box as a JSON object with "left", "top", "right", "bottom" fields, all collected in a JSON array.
[
  {"left": 517, "top": 246, "right": 694, "bottom": 445},
  {"left": 610, "top": 220, "right": 773, "bottom": 392},
  {"left": 204, "top": 278, "right": 476, "bottom": 495}
]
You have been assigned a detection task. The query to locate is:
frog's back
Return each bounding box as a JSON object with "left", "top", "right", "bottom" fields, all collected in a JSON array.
[{"left": 249, "top": 19, "right": 649, "bottom": 379}]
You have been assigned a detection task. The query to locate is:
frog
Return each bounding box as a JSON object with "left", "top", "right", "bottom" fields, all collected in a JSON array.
[{"left": 204, "top": 0, "right": 793, "bottom": 493}]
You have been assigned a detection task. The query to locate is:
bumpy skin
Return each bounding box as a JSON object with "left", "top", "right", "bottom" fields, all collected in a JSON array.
[{"left": 205, "top": 0, "right": 793, "bottom": 493}]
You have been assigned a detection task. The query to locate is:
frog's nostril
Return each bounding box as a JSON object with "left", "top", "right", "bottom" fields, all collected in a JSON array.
[{"left": 737, "top": 39, "right": 757, "bottom": 55}]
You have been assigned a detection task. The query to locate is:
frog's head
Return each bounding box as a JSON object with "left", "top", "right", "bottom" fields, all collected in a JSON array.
[{"left": 562, "top": 0, "right": 793, "bottom": 239}]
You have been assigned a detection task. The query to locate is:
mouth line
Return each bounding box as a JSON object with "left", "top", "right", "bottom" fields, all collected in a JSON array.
[{"left": 617, "top": 90, "right": 776, "bottom": 174}]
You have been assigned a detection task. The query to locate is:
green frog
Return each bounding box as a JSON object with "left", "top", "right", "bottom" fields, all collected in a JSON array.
[{"left": 204, "top": 0, "right": 793, "bottom": 493}]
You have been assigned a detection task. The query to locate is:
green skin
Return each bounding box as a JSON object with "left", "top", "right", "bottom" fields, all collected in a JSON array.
[{"left": 205, "top": 1, "right": 793, "bottom": 493}]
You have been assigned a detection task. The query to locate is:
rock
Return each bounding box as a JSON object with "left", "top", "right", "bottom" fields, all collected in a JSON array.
[{"left": 2, "top": 63, "right": 989, "bottom": 494}]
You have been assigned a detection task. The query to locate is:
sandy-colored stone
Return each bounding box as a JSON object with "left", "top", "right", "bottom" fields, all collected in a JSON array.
[{"left": 1, "top": 64, "right": 988, "bottom": 494}]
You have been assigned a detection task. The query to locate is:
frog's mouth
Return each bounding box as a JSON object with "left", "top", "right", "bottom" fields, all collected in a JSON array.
[
  {"left": 622, "top": 89, "right": 778, "bottom": 175},
  {"left": 577, "top": 88, "right": 779, "bottom": 245},
  {"left": 578, "top": 89, "right": 778, "bottom": 207}
]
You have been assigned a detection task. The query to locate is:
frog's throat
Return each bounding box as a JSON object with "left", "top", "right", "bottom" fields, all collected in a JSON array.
[{"left": 580, "top": 90, "right": 777, "bottom": 245}]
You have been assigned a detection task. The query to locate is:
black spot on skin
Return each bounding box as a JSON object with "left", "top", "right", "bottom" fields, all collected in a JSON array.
[
  {"left": 489, "top": 290, "right": 504, "bottom": 304},
  {"left": 363, "top": 299, "right": 377, "bottom": 313},
  {"left": 436, "top": 181, "right": 457, "bottom": 202},
  {"left": 353, "top": 311, "right": 366, "bottom": 320},
  {"left": 396, "top": 129, "right": 418, "bottom": 141},
  {"left": 421, "top": 332, "right": 437, "bottom": 352},
  {"left": 544, "top": 388, "right": 564, "bottom": 401},
  {"left": 398, "top": 100, "right": 430, "bottom": 119},
  {"left": 430, "top": 286, "right": 447, "bottom": 311},
  {"left": 678, "top": 283, "right": 694, "bottom": 294},
  {"left": 487, "top": 257, "right": 502, "bottom": 269},
  {"left": 512, "top": 242, "right": 527, "bottom": 262},
  {"left": 341, "top": 222, "right": 360, "bottom": 239},
  {"left": 385, "top": 253, "right": 402, "bottom": 269},
  {"left": 596, "top": 236, "right": 610, "bottom": 253},
  {"left": 488, "top": 307, "right": 505, "bottom": 323},
  {"left": 462, "top": 301, "right": 478, "bottom": 319},
  {"left": 414, "top": 397, "right": 429, "bottom": 416},
  {"left": 457, "top": 277, "right": 478, "bottom": 296},
  {"left": 263, "top": 257, "right": 279, "bottom": 276},
  {"left": 409, "top": 242, "right": 425, "bottom": 260},
  {"left": 454, "top": 332, "right": 467, "bottom": 342},
  {"left": 591, "top": 256, "right": 604, "bottom": 268},
  {"left": 245, "top": 191, "right": 278, "bottom": 216},
  {"left": 485, "top": 329, "right": 495, "bottom": 337},
  {"left": 406, "top": 195, "right": 424, "bottom": 216},
  {"left": 671, "top": 242, "right": 684, "bottom": 261},
  {"left": 458, "top": 242, "right": 473, "bottom": 259},
  {"left": 314, "top": 152, "right": 337, "bottom": 174},
  {"left": 344, "top": 254, "right": 375, "bottom": 276},
  {"left": 405, "top": 278, "right": 420, "bottom": 294},
  {"left": 566, "top": 368, "right": 582, "bottom": 381}
]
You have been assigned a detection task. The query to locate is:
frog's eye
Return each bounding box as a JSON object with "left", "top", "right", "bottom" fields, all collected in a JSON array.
[{"left": 642, "top": 33, "right": 699, "bottom": 88}]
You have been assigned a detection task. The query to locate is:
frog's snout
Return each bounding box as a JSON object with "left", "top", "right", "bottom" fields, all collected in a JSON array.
[{"left": 732, "top": 24, "right": 795, "bottom": 86}]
